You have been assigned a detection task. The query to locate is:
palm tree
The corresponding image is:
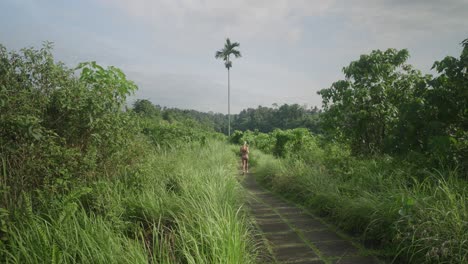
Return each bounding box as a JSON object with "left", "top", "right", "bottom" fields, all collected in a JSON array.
[{"left": 215, "top": 38, "right": 241, "bottom": 137}]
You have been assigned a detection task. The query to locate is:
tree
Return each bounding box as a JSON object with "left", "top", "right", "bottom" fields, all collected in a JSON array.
[
  {"left": 423, "top": 38, "right": 468, "bottom": 170},
  {"left": 215, "top": 38, "right": 241, "bottom": 137},
  {"left": 318, "top": 49, "right": 426, "bottom": 155},
  {"left": 133, "top": 99, "right": 161, "bottom": 117}
]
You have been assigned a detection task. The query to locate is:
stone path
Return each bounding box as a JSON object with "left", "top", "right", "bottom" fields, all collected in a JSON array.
[{"left": 243, "top": 173, "right": 383, "bottom": 264}]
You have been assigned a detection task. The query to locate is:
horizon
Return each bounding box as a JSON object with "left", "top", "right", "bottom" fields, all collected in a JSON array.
[
  {"left": 1, "top": 0, "right": 466, "bottom": 114},
  {"left": 129, "top": 99, "right": 321, "bottom": 115}
]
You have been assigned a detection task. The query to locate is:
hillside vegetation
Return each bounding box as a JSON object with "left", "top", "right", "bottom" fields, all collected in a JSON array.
[
  {"left": 0, "top": 37, "right": 466, "bottom": 264},
  {"left": 0, "top": 44, "right": 255, "bottom": 263}
]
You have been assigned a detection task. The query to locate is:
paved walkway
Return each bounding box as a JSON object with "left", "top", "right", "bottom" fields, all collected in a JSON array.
[{"left": 243, "top": 173, "right": 383, "bottom": 264}]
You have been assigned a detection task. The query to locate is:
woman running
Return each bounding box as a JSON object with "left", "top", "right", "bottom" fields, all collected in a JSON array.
[{"left": 240, "top": 141, "right": 249, "bottom": 174}]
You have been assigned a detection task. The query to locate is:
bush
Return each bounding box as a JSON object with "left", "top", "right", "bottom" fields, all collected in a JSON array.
[{"left": 0, "top": 44, "right": 140, "bottom": 206}]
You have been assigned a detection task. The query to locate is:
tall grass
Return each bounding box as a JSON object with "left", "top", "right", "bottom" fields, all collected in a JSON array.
[
  {"left": 2, "top": 141, "right": 256, "bottom": 263},
  {"left": 253, "top": 149, "right": 468, "bottom": 263}
]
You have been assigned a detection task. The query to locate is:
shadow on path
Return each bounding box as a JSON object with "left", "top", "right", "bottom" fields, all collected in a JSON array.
[{"left": 242, "top": 173, "right": 384, "bottom": 264}]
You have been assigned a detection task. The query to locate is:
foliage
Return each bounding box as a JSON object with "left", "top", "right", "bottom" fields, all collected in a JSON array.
[
  {"left": 318, "top": 48, "right": 428, "bottom": 155},
  {"left": 0, "top": 43, "right": 139, "bottom": 208},
  {"left": 233, "top": 104, "right": 321, "bottom": 133},
  {"left": 133, "top": 100, "right": 226, "bottom": 149},
  {"left": 133, "top": 99, "right": 161, "bottom": 118},
  {"left": 235, "top": 38, "right": 468, "bottom": 263},
  {"left": 231, "top": 128, "right": 323, "bottom": 162},
  {"left": 0, "top": 44, "right": 256, "bottom": 263},
  {"left": 215, "top": 38, "right": 241, "bottom": 69},
  {"left": 156, "top": 103, "right": 321, "bottom": 135},
  {"left": 317, "top": 41, "right": 468, "bottom": 173},
  {"left": 2, "top": 35, "right": 467, "bottom": 264},
  {"left": 3, "top": 141, "right": 256, "bottom": 263},
  {"left": 423, "top": 39, "right": 468, "bottom": 171},
  {"left": 251, "top": 130, "right": 467, "bottom": 263}
]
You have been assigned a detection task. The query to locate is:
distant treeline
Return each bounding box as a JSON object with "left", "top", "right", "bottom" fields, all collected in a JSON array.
[
  {"left": 133, "top": 100, "right": 322, "bottom": 134},
  {"left": 233, "top": 104, "right": 321, "bottom": 133}
]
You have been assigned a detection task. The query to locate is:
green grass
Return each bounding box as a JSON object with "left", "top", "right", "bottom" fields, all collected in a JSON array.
[
  {"left": 3, "top": 141, "right": 257, "bottom": 263},
  {"left": 253, "top": 150, "right": 468, "bottom": 264}
]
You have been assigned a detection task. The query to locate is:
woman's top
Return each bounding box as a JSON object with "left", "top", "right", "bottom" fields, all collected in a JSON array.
[{"left": 240, "top": 146, "right": 249, "bottom": 160}]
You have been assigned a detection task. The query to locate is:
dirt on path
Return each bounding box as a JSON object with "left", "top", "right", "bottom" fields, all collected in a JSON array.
[{"left": 243, "top": 173, "right": 384, "bottom": 264}]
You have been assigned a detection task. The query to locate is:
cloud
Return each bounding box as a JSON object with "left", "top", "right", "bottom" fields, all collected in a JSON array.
[
  {"left": 99, "top": 0, "right": 467, "bottom": 67},
  {"left": 332, "top": 0, "right": 467, "bottom": 46},
  {"left": 100, "top": 0, "right": 334, "bottom": 45},
  {"left": 102, "top": 0, "right": 467, "bottom": 45}
]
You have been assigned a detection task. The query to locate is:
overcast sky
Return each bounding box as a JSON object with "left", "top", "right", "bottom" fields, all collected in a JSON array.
[{"left": 1, "top": 0, "right": 466, "bottom": 113}]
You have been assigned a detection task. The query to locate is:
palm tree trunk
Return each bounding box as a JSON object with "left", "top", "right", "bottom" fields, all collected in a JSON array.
[{"left": 228, "top": 67, "right": 231, "bottom": 137}]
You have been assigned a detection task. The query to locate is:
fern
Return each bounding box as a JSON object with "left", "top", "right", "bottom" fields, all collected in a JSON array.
[
  {"left": 51, "top": 242, "right": 61, "bottom": 264},
  {"left": 21, "top": 192, "right": 33, "bottom": 221},
  {"left": 57, "top": 202, "right": 78, "bottom": 224}
]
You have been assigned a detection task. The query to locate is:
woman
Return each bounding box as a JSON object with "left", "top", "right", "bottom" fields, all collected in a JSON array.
[{"left": 240, "top": 141, "right": 249, "bottom": 174}]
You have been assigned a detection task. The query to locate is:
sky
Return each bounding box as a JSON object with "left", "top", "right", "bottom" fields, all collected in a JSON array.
[{"left": 1, "top": 0, "right": 467, "bottom": 114}]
